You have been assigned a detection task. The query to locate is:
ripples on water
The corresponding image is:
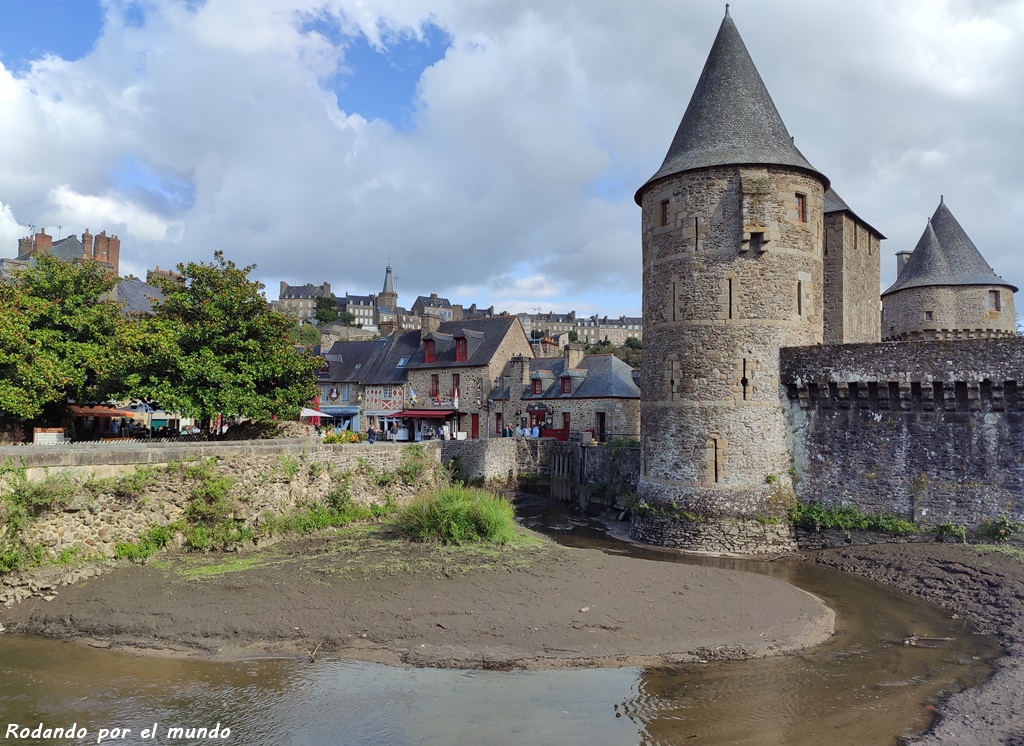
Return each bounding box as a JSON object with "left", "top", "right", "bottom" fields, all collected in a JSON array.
[{"left": 0, "top": 509, "right": 1000, "bottom": 745}]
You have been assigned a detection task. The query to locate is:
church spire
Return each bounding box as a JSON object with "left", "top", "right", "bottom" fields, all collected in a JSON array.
[
  {"left": 382, "top": 264, "right": 395, "bottom": 295},
  {"left": 636, "top": 12, "right": 826, "bottom": 203}
]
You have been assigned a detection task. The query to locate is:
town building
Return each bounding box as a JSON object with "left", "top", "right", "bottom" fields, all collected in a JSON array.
[
  {"left": 275, "top": 282, "right": 332, "bottom": 321},
  {"left": 491, "top": 344, "right": 640, "bottom": 441},
  {"left": 3, "top": 228, "right": 121, "bottom": 277}
]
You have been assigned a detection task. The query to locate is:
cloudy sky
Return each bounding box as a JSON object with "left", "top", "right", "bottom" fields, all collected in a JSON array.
[{"left": 0, "top": 0, "right": 1021, "bottom": 318}]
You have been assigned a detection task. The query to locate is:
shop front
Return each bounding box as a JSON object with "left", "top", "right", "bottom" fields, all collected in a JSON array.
[
  {"left": 394, "top": 409, "right": 457, "bottom": 441},
  {"left": 320, "top": 405, "right": 361, "bottom": 432}
]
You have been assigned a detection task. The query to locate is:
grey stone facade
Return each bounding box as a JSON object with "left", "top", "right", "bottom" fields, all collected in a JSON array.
[{"left": 782, "top": 339, "right": 1024, "bottom": 529}]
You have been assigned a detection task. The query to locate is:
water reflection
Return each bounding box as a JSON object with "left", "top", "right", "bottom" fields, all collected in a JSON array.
[{"left": 0, "top": 505, "right": 1001, "bottom": 746}]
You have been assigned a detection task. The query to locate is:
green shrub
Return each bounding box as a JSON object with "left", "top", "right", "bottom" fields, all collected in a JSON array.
[
  {"left": 114, "top": 523, "right": 176, "bottom": 562},
  {"left": 936, "top": 522, "right": 967, "bottom": 543},
  {"left": 186, "top": 474, "right": 237, "bottom": 523},
  {"left": 397, "top": 486, "right": 517, "bottom": 545},
  {"left": 788, "top": 501, "right": 917, "bottom": 535},
  {"left": 275, "top": 455, "right": 301, "bottom": 482},
  {"left": 396, "top": 444, "right": 429, "bottom": 485},
  {"left": 975, "top": 516, "right": 1022, "bottom": 544},
  {"left": 606, "top": 437, "right": 640, "bottom": 449}
]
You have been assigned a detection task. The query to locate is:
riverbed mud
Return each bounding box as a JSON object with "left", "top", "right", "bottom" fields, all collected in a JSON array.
[
  {"left": 803, "top": 542, "right": 1024, "bottom": 744},
  {"left": 0, "top": 525, "right": 833, "bottom": 670}
]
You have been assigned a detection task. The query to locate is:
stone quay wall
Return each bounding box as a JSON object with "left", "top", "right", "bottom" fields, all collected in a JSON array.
[
  {"left": 0, "top": 439, "right": 442, "bottom": 563},
  {"left": 440, "top": 437, "right": 555, "bottom": 485},
  {"left": 782, "top": 338, "right": 1024, "bottom": 531}
]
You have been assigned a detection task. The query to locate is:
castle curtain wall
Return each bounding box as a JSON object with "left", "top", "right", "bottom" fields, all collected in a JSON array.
[{"left": 782, "top": 339, "right": 1024, "bottom": 528}]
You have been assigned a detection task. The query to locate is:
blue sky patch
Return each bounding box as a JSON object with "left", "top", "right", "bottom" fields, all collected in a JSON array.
[
  {"left": 0, "top": 0, "right": 104, "bottom": 72},
  {"left": 310, "top": 19, "right": 451, "bottom": 130}
]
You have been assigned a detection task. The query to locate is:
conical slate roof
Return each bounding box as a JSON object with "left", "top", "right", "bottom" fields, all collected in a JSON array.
[
  {"left": 883, "top": 198, "right": 1017, "bottom": 295},
  {"left": 382, "top": 264, "right": 395, "bottom": 294},
  {"left": 635, "top": 9, "right": 826, "bottom": 204}
]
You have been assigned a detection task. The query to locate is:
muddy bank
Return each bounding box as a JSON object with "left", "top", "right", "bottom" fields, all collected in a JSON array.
[
  {"left": 804, "top": 543, "right": 1024, "bottom": 744},
  {"left": 1, "top": 526, "right": 833, "bottom": 670}
]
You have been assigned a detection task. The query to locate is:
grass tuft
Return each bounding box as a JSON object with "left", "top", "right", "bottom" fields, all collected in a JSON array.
[{"left": 397, "top": 486, "right": 517, "bottom": 545}]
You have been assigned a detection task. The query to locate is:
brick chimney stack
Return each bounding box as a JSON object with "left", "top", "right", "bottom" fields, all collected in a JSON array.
[
  {"left": 81, "top": 229, "right": 93, "bottom": 262},
  {"left": 91, "top": 231, "right": 120, "bottom": 275}
]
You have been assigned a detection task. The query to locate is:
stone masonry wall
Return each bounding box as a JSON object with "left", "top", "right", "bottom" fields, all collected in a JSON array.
[
  {"left": 0, "top": 440, "right": 443, "bottom": 562},
  {"left": 882, "top": 285, "right": 1017, "bottom": 341},
  {"left": 440, "top": 438, "right": 554, "bottom": 484},
  {"left": 823, "top": 212, "right": 881, "bottom": 345},
  {"left": 639, "top": 165, "right": 825, "bottom": 519},
  {"left": 782, "top": 339, "right": 1024, "bottom": 530}
]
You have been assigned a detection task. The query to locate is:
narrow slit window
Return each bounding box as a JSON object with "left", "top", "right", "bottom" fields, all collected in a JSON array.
[
  {"left": 659, "top": 200, "right": 669, "bottom": 227},
  {"left": 727, "top": 278, "right": 734, "bottom": 320},
  {"left": 989, "top": 290, "right": 1001, "bottom": 312},
  {"left": 797, "top": 281, "right": 803, "bottom": 316},
  {"left": 796, "top": 193, "right": 807, "bottom": 222}
]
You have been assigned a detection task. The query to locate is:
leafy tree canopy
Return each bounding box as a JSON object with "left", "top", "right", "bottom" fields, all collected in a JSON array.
[
  {"left": 0, "top": 255, "right": 124, "bottom": 422},
  {"left": 143, "top": 252, "right": 320, "bottom": 423},
  {"left": 314, "top": 295, "right": 340, "bottom": 324}
]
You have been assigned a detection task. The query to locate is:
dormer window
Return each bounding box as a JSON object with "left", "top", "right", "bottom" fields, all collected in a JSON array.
[
  {"left": 424, "top": 339, "right": 436, "bottom": 364},
  {"left": 561, "top": 377, "right": 572, "bottom": 395},
  {"left": 532, "top": 379, "right": 542, "bottom": 395},
  {"left": 397, "top": 356, "right": 409, "bottom": 368},
  {"left": 456, "top": 337, "right": 468, "bottom": 362}
]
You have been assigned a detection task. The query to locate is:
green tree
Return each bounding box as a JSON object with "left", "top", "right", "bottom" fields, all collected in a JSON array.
[
  {"left": 0, "top": 255, "right": 124, "bottom": 426},
  {"left": 143, "top": 252, "right": 320, "bottom": 426},
  {"left": 567, "top": 330, "right": 579, "bottom": 342},
  {"left": 314, "top": 295, "right": 340, "bottom": 324}
]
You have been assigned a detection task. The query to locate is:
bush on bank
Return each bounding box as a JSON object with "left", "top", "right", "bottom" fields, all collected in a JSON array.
[{"left": 397, "top": 485, "right": 517, "bottom": 545}]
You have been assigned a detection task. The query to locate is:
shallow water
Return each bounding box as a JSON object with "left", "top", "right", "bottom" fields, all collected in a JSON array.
[{"left": 0, "top": 509, "right": 1001, "bottom": 745}]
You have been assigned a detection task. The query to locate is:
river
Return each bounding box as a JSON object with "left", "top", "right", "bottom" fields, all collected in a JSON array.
[{"left": 0, "top": 509, "right": 1000, "bottom": 745}]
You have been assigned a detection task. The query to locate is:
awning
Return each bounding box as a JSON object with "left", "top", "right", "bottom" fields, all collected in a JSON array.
[
  {"left": 395, "top": 409, "right": 456, "bottom": 419},
  {"left": 70, "top": 405, "right": 138, "bottom": 418},
  {"left": 300, "top": 408, "right": 330, "bottom": 418},
  {"left": 364, "top": 409, "right": 403, "bottom": 417},
  {"left": 321, "top": 406, "right": 360, "bottom": 415}
]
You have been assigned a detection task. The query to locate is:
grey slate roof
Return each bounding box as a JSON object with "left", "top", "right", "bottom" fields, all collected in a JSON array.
[
  {"left": 514, "top": 354, "right": 640, "bottom": 401},
  {"left": 636, "top": 10, "right": 827, "bottom": 204},
  {"left": 883, "top": 198, "right": 1017, "bottom": 295},
  {"left": 406, "top": 316, "right": 524, "bottom": 370},
  {"left": 382, "top": 265, "right": 395, "bottom": 294},
  {"left": 281, "top": 283, "right": 332, "bottom": 299},
  {"left": 115, "top": 278, "right": 164, "bottom": 315},
  {"left": 319, "top": 339, "right": 390, "bottom": 384},
  {"left": 49, "top": 236, "right": 85, "bottom": 263},
  {"left": 824, "top": 188, "right": 885, "bottom": 239}
]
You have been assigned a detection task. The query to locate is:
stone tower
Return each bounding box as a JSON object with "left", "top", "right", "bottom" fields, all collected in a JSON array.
[
  {"left": 379, "top": 264, "right": 398, "bottom": 313},
  {"left": 632, "top": 9, "right": 829, "bottom": 551},
  {"left": 881, "top": 198, "right": 1017, "bottom": 341}
]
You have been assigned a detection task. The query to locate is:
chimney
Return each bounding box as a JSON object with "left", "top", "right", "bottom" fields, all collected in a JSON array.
[
  {"left": 280, "top": 281, "right": 288, "bottom": 298},
  {"left": 564, "top": 343, "right": 585, "bottom": 370},
  {"left": 92, "top": 231, "right": 120, "bottom": 275},
  {"left": 896, "top": 251, "right": 912, "bottom": 276},
  {"left": 420, "top": 313, "right": 441, "bottom": 337},
  {"left": 379, "top": 320, "right": 396, "bottom": 337},
  {"left": 508, "top": 354, "right": 531, "bottom": 389},
  {"left": 81, "top": 229, "right": 93, "bottom": 262}
]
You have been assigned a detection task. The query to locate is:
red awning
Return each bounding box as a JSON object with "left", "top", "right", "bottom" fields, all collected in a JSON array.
[{"left": 395, "top": 409, "right": 456, "bottom": 419}]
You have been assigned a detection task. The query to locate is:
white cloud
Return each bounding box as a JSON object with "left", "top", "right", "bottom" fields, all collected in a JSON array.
[{"left": 0, "top": 0, "right": 1021, "bottom": 316}]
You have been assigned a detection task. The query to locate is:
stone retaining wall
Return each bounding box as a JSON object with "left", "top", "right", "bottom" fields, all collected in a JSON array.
[
  {"left": 440, "top": 438, "right": 555, "bottom": 485},
  {"left": 1, "top": 440, "right": 442, "bottom": 564},
  {"left": 630, "top": 514, "right": 797, "bottom": 554}
]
